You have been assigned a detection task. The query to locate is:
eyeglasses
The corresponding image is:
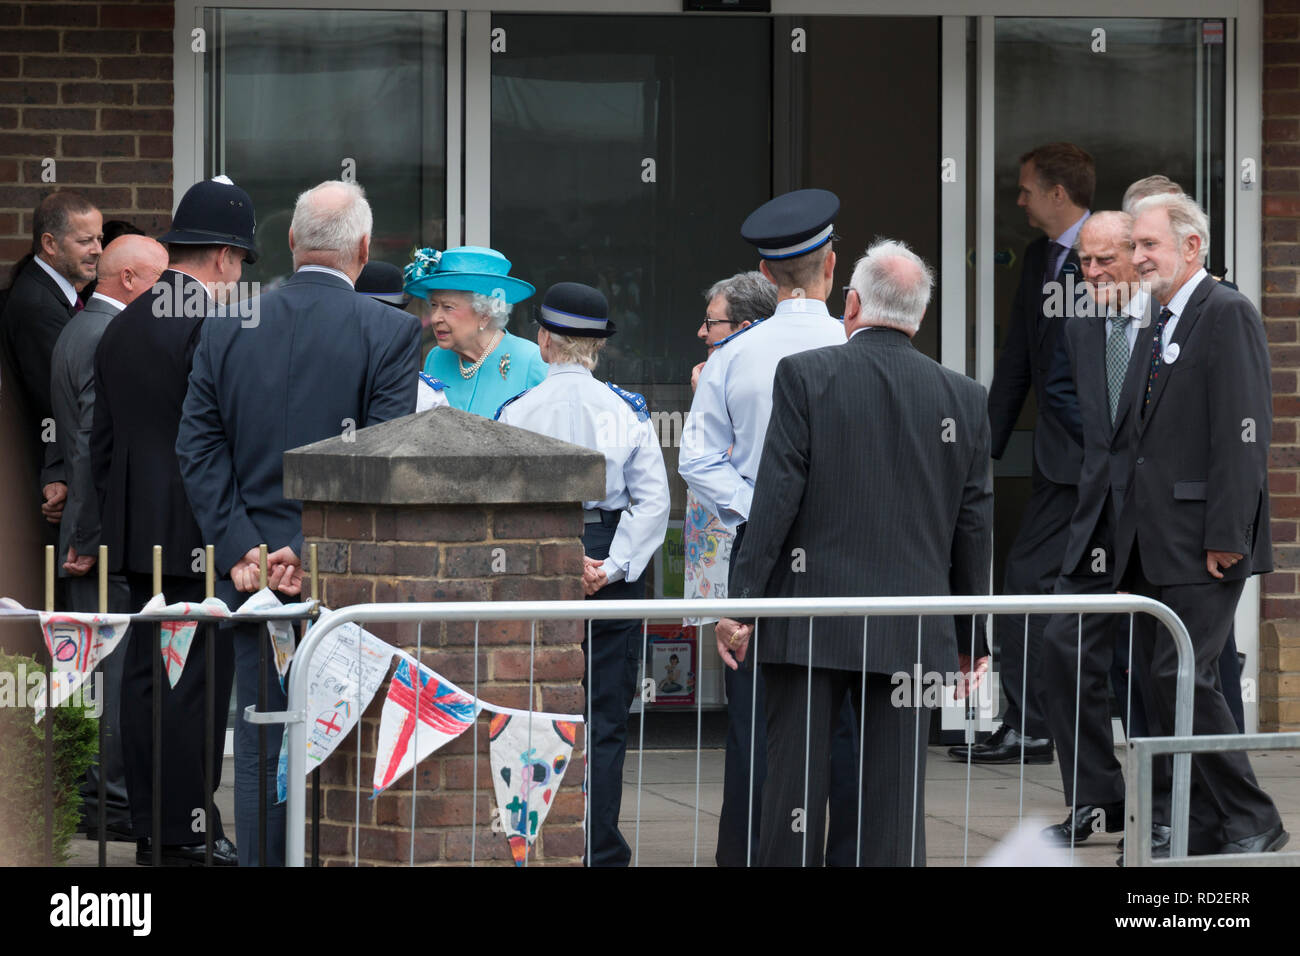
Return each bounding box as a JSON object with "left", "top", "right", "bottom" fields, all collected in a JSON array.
[
  {"left": 702, "top": 317, "right": 740, "bottom": 331},
  {"left": 841, "top": 286, "right": 858, "bottom": 301}
]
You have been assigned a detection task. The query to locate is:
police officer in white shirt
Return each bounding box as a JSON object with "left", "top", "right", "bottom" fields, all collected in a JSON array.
[
  {"left": 680, "top": 188, "right": 869, "bottom": 866},
  {"left": 496, "top": 281, "right": 669, "bottom": 867}
]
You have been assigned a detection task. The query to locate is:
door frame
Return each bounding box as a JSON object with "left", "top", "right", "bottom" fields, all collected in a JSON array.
[{"left": 173, "top": 0, "right": 1263, "bottom": 729}]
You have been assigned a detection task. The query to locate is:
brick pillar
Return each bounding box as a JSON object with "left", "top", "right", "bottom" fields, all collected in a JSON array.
[
  {"left": 1263, "top": 1, "right": 1300, "bottom": 729},
  {"left": 284, "top": 407, "right": 605, "bottom": 866}
]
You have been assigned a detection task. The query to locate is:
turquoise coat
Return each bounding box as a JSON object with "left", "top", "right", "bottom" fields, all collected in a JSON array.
[{"left": 422, "top": 331, "right": 547, "bottom": 419}]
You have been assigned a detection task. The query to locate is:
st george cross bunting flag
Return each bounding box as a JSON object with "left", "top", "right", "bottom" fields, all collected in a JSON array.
[
  {"left": 141, "top": 593, "right": 232, "bottom": 688},
  {"left": 488, "top": 713, "right": 578, "bottom": 866},
  {"left": 372, "top": 658, "right": 481, "bottom": 794}
]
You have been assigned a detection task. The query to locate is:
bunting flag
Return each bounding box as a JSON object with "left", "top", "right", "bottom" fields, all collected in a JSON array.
[
  {"left": 232, "top": 588, "right": 316, "bottom": 690},
  {"left": 141, "top": 594, "right": 232, "bottom": 688},
  {"left": 275, "top": 619, "right": 396, "bottom": 803},
  {"left": 372, "top": 658, "right": 481, "bottom": 794},
  {"left": 488, "top": 713, "right": 578, "bottom": 866},
  {"left": 31, "top": 609, "right": 131, "bottom": 722}
]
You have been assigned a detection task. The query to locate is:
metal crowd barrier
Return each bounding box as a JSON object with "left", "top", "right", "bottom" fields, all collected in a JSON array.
[
  {"left": 271, "top": 594, "right": 1205, "bottom": 868},
  {"left": 16, "top": 543, "right": 318, "bottom": 867},
  {"left": 1126, "top": 731, "right": 1300, "bottom": 867}
]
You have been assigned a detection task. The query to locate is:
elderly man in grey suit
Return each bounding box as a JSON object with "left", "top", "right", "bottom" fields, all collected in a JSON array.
[
  {"left": 50, "top": 232, "right": 167, "bottom": 840},
  {"left": 1113, "top": 192, "right": 1287, "bottom": 858},
  {"left": 177, "top": 180, "right": 420, "bottom": 865},
  {"left": 719, "top": 240, "right": 992, "bottom": 866}
]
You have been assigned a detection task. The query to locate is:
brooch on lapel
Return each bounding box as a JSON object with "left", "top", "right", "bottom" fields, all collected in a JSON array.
[{"left": 499, "top": 353, "right": 511, "bottom": 380}]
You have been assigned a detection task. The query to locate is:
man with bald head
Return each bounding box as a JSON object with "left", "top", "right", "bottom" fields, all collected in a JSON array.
[
  {"left": 53, "top": 234, "right": 169, "bottom": 600},
  {"left": 50, "top": 232, "right": 166, "bottom": 841},
  {"left": 1038, "top": 211, "right": 1151, "bottom": 847}
]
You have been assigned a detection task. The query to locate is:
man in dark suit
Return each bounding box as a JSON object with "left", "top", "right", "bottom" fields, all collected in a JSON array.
[
  {"left": 1037, "top": 211, "right": 1150, "bottom": 845},
  {"left": 91, "top": 177, "right": 256, "bottom": 865},
  {"left": 0, "top": 192, "right": 102, "bottom": 542},
  {"left": 719, "top": 240, "right": 992, "bottom": 866},
  {"left": 953, "top": 142, "right": 1093, "bottom": 766},
  {"left": 177, "top": 180, "right": 420, "bottom": 865},
  {"left": 1114, "top": 191, "right": 1287, "bottom": 858},
  {"left": 51, "top": 233, "right": 168, "bottom": 839}
]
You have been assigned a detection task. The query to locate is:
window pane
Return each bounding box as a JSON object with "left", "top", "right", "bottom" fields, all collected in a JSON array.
[{"left": 206, "top": 9, "right": 446, "bottom": 288}]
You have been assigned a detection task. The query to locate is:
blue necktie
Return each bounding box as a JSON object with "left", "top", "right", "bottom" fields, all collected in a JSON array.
[{"left": 1142, "top": 307, "right": 1174, "bottom": 418}]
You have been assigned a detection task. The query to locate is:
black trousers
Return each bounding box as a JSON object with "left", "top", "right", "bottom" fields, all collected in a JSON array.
[
  {"left": 758, "top": 665, "right": 931, "bottom": 867},
  {"left": 581, "top": 519, "right": 642, "bottom": 867},
  {"left": 996, "top": 468, "right": 1076, "bottom": 740},
  {"left": 120, "top": 573, "right": 235, "bottom": 845},
  {"left": 1042, "top": 571, "right": 1127, "bottom": 808},
  {"left": 69, "top": 572, "right": 132, "bottom": 832},
  {"left": 1124, "top": 550, "right": 1280, "bottom": 848}
]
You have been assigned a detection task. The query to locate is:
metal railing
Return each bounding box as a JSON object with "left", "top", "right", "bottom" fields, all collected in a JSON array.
[
  {"left": 270, "top": 593, "right": 1203, "bottom": 867},
  {"left": 1126, "top": 731, "right": 1300, "bottom": 867},
  {"left": 7, "top": 543, "right": 318, "bottom": 867}
]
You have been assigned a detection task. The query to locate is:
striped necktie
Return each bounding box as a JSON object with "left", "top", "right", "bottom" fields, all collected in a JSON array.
[
  {"left": 1142, "top": 307, "right": 1174, "bottom": 418},
  {"left": 1105, "top": 317, "right": 1129, "bottom": 425}
]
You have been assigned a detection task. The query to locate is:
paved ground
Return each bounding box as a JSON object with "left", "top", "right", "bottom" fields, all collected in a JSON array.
[{"left": 67, "top": 745, "right": 1300, "bottom": 867}]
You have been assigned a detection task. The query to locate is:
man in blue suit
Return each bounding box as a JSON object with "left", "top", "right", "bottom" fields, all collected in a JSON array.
[{"left": 176, "top": 180, "right": 420, "bottom": 865}]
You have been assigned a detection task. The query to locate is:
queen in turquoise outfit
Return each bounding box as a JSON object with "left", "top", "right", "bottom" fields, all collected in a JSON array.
[{"left": 404, "top": 246, "right": 547, "bottom": 418}]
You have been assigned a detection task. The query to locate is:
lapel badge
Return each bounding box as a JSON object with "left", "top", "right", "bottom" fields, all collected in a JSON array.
[{"left": 1163, "top": 342, "right": 1180, "bottom": 364}]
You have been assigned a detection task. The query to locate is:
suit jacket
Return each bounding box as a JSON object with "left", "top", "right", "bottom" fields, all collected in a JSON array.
[
  {"left": 91, "top": 269, "right": 208, "bottom": 577},
  {"left": 175, "top": 270, "right": 420, "bottom": 589},
  {"left": 1113, "top": 275, "right": 1273, "bottom": 587},
  {"left": 50, "top": 295, "right": 123, "bottom": 569},
  {"left": 0, "top": 257, "right": 76, "bottom": 485},
  {"left": 1045, "top": 299, "right": 1156, "bottom": 578},
  {"left": 729, "top": 328, "right": 993, "bottom": 675},
  {"left": 987, "top": 236, "right": 1084, "bottom": 485}
]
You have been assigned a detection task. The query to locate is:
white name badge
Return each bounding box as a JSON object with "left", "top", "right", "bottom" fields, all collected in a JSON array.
[{"left": 1163, "top": 342, "right": 1180, "bottom": 364}]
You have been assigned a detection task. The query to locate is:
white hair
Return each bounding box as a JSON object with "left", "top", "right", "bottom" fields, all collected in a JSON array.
[
  {"left": 470, "top": 292, "right": 510, "bottom": 331},
  {"left": 1133, "top": 191, "right": 1210, "bottom": 264},
  {"left": 291, "top": 180, "right": 373, "bottom": 269},
  {"left": 848, "top": 239, "right": 934, "bottom": 334}
]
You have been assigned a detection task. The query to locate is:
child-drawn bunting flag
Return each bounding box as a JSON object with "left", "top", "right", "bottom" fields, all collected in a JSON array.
[
  {"left": 488, "top": 713, "right": 578, "bottom": 866},
  {"left": 31, "top": 608, "right": 131, "bottom": 721},
  {"left": 141, "top": 594, "right": 232, "bottom": 688},
  {"left": 372, "top": 659, "right": 481, "bottom": 794},
  {"left": 232, "top": 588, "right": 316, "bottom": 690},
  {"left": 275, "top": 619, "right": 396, "bottom": 804}
]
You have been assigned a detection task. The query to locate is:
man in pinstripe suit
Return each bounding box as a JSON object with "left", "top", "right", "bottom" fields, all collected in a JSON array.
[{"left": 719, "top": 240, "right": 993, "bottom": 866}]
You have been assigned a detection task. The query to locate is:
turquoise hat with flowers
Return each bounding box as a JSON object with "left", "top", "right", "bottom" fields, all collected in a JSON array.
[{"left": 403, "top": 246, "right": 535, "bottom": 304}]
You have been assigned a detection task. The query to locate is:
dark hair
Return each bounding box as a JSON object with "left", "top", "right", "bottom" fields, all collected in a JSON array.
[
  {"left": 668, "top": 654, "right": 679, "bottom": 663},
  {"left": 102, "top": 220, "right": 144, "bottom": 247},
  {"left": 1019, "top": 142, "right": 1095, "bottom": 209},
  {"left": 166, "top": 242, "right": 225, "bottom": 266},
  {"left": 32, "top": 191, "right": 98, "bottom": 254}
]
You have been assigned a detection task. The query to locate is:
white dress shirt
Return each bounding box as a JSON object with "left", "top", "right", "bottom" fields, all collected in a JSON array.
[
  {"left": 1157, "top": 267, "right": 1208, "bottom": 348},
  {"left": 296, "top": 264, "right": 354, "bottom": 286},
  {"left": 679, "top": 296, "right": 845, "bottom": 529},
  {"left": 34, "top": 255, "right": 78, "bottom": 307},
  {"left": 90, "top": 290, "right": 126, "bottom": 312},
  {"left": 497, "top": 363, "right": 669, "bottom": 584},
  {"left": 1106, "top": 287, "right": 1148, "bottom": 355}
]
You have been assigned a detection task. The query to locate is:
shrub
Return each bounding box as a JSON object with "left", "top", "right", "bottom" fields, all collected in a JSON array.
[{"left": 0, "top": 651, "right": 99, "bottom": 865}]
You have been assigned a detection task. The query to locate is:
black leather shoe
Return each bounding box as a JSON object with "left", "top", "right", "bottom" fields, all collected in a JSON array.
[
  {"left": 946, "top": 724, "right": 1008, "bottom": 761},
  {"left": 1218, "top": 823, "right": 1289, "bottom": 855},
  {"left": 1116, "top": 824, "right": 1172, "bottom": 864},
  {"left": 966, "top": 726, "right": 1053, "bottom": 764},
  {"left": 1041, "top": 801, "right": 1124, "bottom": 845},
  {"left": 137, "top": 837, "right": 238, "bottom": 867}
]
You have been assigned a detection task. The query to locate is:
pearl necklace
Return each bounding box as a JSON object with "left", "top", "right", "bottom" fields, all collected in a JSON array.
[{"left": 458, "top": 330, "right": 503, "bottom": 379}]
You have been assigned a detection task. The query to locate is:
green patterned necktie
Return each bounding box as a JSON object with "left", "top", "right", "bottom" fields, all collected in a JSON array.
[{"left": 1106, "top": 317, "right": 1130, "bottom": 425}]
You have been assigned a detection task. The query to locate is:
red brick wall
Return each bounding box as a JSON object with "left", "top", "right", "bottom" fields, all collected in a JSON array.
[
  {"left": 0, "top": 1, "right": 175, "bottom": 269},
  {"left": 1263, "top": 0, "right": 1300, "bottom": 730}
]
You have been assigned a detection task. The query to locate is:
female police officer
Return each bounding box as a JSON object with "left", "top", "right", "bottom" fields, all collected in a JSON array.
[{"left": 496, "top": 281, "right": 669, "bottom": 866}]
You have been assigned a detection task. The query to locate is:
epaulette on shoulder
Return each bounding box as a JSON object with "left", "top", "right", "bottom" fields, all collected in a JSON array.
[
  {"left": 494, "top": 387, "right": 532, "bottom": 421},
  {"left": 606, "top": 382, "right": 650, "bottom": 422},
  {"left": 418, "top": 371, "right": 446, "bottom": 391},
  {"left": 712, "top": 316, "right": 766, "bottom": 348}
]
